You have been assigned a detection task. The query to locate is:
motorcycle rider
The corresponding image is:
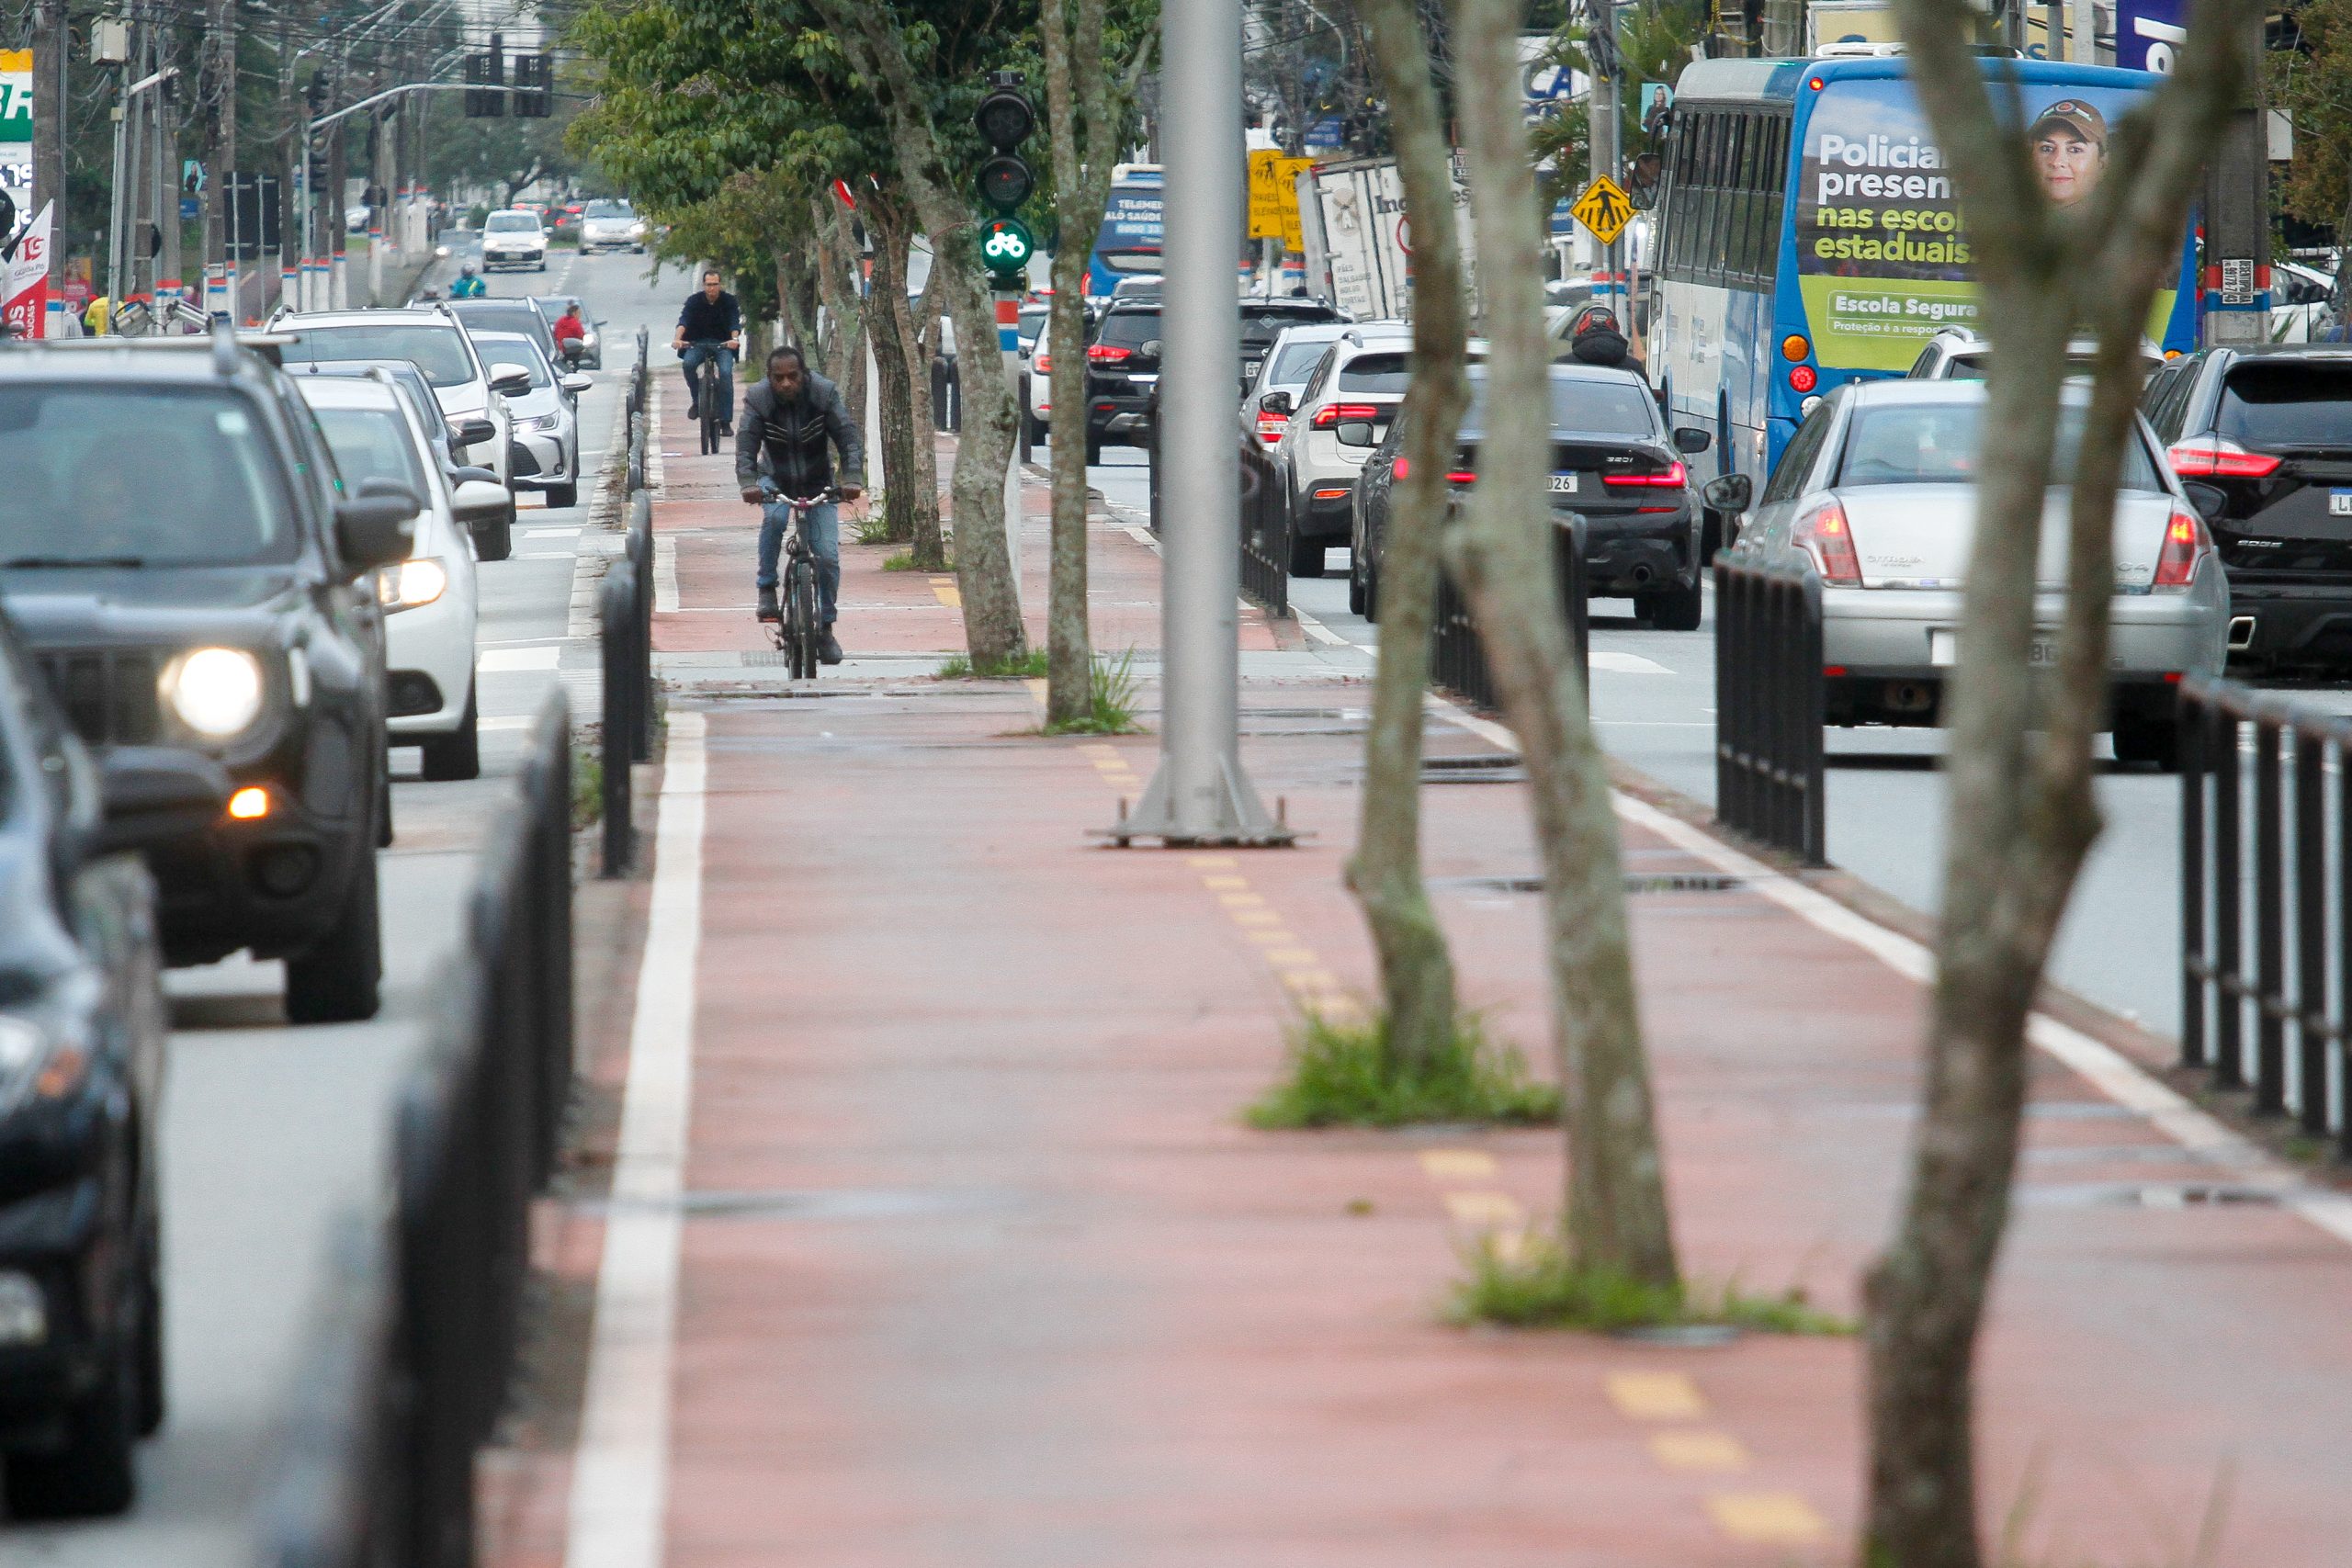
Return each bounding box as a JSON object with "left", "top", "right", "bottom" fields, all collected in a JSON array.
[
  {"left": 449, "top": 264, "right": 486, "bottom": 299},
  {"left": 737, "top": 344, "right": 864, "bottom": 662},
  {"left": 674, "top": 267, "right": 743, "bottom": 432}
]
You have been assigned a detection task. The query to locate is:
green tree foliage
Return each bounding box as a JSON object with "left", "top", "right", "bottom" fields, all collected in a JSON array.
[
  {"left": 2272, "top": 0, "right": 2352, "bottom": 233},
  {"left": 1526, "top": 0, "right": 1708, "bottom": 209}
]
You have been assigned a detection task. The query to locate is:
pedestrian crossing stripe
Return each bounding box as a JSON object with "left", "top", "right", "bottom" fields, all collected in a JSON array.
[{"left": 1572, "top": 175, "right": 1635, "bottom": 246}]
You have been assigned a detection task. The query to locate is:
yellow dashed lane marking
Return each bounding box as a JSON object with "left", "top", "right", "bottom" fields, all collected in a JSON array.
[
  {"left": 1607, "top": 1371, "right": 1707, "bottom": 1421},
  {"left": 1418, "top": 1149, "right": 1498, "bottom": 1182},
  {"left": 1187, "top": 854, "right": 1236, "bottom": 868},
  {"left": 927, "top": 575, "right": 960, "bottom": 608},
  {"left": 1218, "top": 892, "right": 1265, "bottom": 908},
  {"left": 1649, "top": 1431, "right": 1748, "bottom": 1472},
  {"left": 1024, "top": 678, "right": 1047, "bottom": 705},
  {"left": 1705, "top": 1493, "right": 1827, "bottom": 1545},
  {"left": 1229, "top": 909, "right": 1279, "bottom": 926},
  {"left": 1200, "top": 874, "right": 1250, "bottom": 890},
  {"left": 1277, "top": 969, "right": 1340, "bottom": 991},
  {"left": 1262, "top": 947, "right": 1318, "bottom": 965},
  {"left": 1442, "top": 1191, "right": 1523, "bottom": 1227},
  {"left": 1243, "top": 929, "right": 1297, "bottom": 945}
]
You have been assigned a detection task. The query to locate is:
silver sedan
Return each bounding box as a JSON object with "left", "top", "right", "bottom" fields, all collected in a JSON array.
[{"left": 1711, "top": 378, "right": 2229, "bottom": 766}]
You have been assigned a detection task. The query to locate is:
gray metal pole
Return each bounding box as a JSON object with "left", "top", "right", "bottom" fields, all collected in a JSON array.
[
  {"left": 1597, "top": 0, "right": 1620, "bottom": 312},
  {"left": 1114, "top": 0, "right": 1289, "bottom": 848}
]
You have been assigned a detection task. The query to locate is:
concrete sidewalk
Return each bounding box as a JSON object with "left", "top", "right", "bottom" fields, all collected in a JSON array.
[{"left": 489, "top": 398, "right": 2352, "bottom": 1567}]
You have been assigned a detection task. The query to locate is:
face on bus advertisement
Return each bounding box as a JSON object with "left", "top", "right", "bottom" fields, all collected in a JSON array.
[{"left": 1793, "top": 77, "right": 2173, "bottom": 371}]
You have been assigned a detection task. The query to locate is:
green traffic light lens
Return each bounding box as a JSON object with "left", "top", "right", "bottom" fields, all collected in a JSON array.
[{"left": 980, "top": 218, "right": 1035, "bottom": 274}]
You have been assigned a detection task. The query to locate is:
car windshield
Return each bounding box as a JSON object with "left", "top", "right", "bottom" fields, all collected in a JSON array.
[
  {"left": 311, "top": 404, "right": 429, "bottom": 496},
  {"left": 482, "top": 342, "right": 551, "bottom": 389},
  {"left": 280, "top": 323, "right": 475, "bottom": 388},
  {"left": 1338, "top": 354, "right": 1411, "bottom": 395},
  {"left": 1096, "top": 310, "right": 1159, "bottom": 350},
  {"left": 485, "top": 213, "right": 538, "bottom": 232},
  {"left": 1836, "top": 400, "right": 2165, "bottom": 490},
  {"left": 1242, "top": 309, "right": 1337, "bottom": 348},
  {"left": 583, "top": 200, "right": 630, "bottom": 218},
  {"left": 1271, "top": 340, "right": 1335, "bottom": 384},
  {"left": 1464, "top": 375, "right": 1660, "bottom": 437},
  {"left": 2215, "top": 361, "right": 2352, "bottom": 449},
  {"left": 0, "top": 388, "right": 298, "bottom": 564}
]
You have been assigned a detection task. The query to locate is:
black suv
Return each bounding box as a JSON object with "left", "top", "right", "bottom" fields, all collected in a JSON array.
[
  {"left": 2143, "top": 345, "right": 2352, "bottom": 672},
  {"left": 1086, "top": 299, "right": 1347, "bottom": 465},
  {"left": 0, "top": 336, "right": 418, "bottom": 1022},
  {"left": 0, "top": 606, "right": 177, "bottom": 1518}
]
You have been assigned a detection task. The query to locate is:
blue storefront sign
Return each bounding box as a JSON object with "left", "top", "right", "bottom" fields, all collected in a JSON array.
[{"left": 2115, "top": 0, "right": 2186, "bottom": 72}]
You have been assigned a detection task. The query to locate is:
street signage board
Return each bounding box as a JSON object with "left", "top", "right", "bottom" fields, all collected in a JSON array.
[
  {"left": 1247, "top": 150, "right": 1314, "bottom": 245},
  {"left": 1, "top": 50, "right": 30, "bottom": 218},
  {"left": 1572, "top": 175, "right": 1634, "bottom": 246}
]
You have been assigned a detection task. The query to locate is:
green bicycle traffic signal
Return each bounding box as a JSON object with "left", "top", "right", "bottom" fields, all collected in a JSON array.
[{"left": 978, "top": 215, "right": 1035, "bottom": 282}]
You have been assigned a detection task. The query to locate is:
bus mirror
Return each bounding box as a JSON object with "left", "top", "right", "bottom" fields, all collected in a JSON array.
[
  {"left": 1674, "top": 426, "right": 1712, "bottom": 455},
  {"left": 1702, "top": 473, "right": 1753, "bottom": 513}
]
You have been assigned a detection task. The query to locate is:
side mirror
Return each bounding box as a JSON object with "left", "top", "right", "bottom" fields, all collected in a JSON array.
[
  {"left": 1701, "top": 473, "right": 1754, "bottom": 513},
  {"left": 2183, "top": 479, "right": 2228, "bottom": 526},
  {"left": 450, "top": 417, "right": 496, "bottom": 447},
  {"left": 94, "top": 747, "right": 234, "bottom": 857},
  {"left": 448, "top": 465, "right": 500, "bottom": 488},
  {"left": 1674, "top": 426, "right": 1713, "bottom": 456},
  {"left": 1335, "top": 420, "right": 1379, "bottom": 447},
  {"left": 451, "top": 478, "right": 510, "bottom": 522},
  {"left": 560, "top": 373, "right": 593, "bottom": 395},
  {"left": 1261, "top": 389, "right": 1295, "bottom": 416},
  {"left": 336, "top": 479, "right": 421, "bottom": 571},
  {"left": 489, "top": 367, "right": 534, "bottom": 397}
]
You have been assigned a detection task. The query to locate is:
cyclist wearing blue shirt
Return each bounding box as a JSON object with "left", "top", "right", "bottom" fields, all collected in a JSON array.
[{"left": 673, "top": 267, "right": 744, "bottom": 433}]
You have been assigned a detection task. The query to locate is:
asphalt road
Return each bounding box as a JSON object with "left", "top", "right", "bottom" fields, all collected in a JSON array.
[
  {"left": 1073, "top": 436, "right": 2352, "bottom": 1043},
  {"left": 0, "top": 243, "right": 676, "bottom": 1556}
]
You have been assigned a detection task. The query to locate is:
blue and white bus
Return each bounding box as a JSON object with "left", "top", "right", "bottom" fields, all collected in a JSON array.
[
  {"left": 1649, "top": 51, "right": 2199, "bottom": 511},
  {"left": 1087, "top": 164, "right": 1164, "bottom": 298}
]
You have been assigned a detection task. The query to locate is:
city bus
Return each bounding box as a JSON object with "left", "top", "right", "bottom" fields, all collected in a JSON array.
[
  {"left": 1648, "top": 50, "right": 2199, "bottom": 522},
  {"left": 1088, "top": 164, "right": 1164, "bottom": 298}
]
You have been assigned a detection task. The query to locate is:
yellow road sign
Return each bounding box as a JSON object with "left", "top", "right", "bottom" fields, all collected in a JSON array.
[
  {"left": 1572, "top": 175, "right": 1634, "bottom": 246},
  {"left": 1249, "top": 150, "right": 1317, "bottom": 247}
]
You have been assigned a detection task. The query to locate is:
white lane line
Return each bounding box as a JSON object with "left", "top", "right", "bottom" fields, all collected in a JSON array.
[
  {"left": 479, "top": 647, "right": 562, "bottom": 672},
  {"left": 1293, "top": 606, "right": 1351, "bottom": 648},
  {"left": 478, "top": 716, "right": 533, "bottom": 732},
  {"left": 1590, "top": 650, "right": 1675, "bottom": 675},
  {"left": 1428, "top": 694, "right": 2352, "bottom": 1250},
  {"left": 654, "top": 535, "right": 679, "bottom": 614},
  {"left": 564, "top": 710, "right": 707, "bottom": 1568}
]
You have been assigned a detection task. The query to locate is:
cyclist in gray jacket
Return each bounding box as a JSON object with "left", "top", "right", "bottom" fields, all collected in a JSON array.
[{"left": 737, "top": 344, "right": 865, "bottom": 660}]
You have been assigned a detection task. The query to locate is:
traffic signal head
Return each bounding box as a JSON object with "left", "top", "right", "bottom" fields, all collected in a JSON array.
[
  {"left": 975, "top": 86, "right": 1035, "bottom": 153},
  {"left": 978, "top": 215, "right": 1035, "bottom": 282},
  {"left": 977, "top": 155, "right": 1034, "bottom": 212},
  {"left": 973, "top": 76, "right": 1035, "bottom": 219}
]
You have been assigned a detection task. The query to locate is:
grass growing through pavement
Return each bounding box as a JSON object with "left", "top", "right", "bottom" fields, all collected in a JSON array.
[
  {"left": 1043, "top": 649, "right": 1145, "bottom": 736},
  {"left": 937, "top": 648, "right": 1050, "bottom": 680},
  {"left": 882, "top": 549, "right": 952, "bottom": 572},
  {"left": 1451, "top": 1231, "right": 1854, "bottom": 1335},
  {"left": 1247, "top": 1009, "right": 1560, "bottom": 1129},
  {"left": 571, "top": 746, "right": 603, "bottom": 829}
]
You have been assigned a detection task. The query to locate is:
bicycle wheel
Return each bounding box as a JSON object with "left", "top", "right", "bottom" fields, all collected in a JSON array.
[{"left": 790, "top": 561, "right": 820, "bottom": 679}]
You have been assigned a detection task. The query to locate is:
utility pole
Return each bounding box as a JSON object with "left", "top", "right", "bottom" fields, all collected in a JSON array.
[
  {"left": 277, "top": 12, "right": 297, "bottom": 313},
  {"left": 1114, "top": 0, "right": 1289, "bottom": 848},
  {"left": 32, "top": 0, "right": 65, "bottom": 321},
  {"left": 204, "top": 0, "right": 235, "bottom": 317},
  {"left": 158, "top": 24, "right": 182, "bottom": 307},
  {"left": 2199, "top": 10, "right": 2269, "bottom": 346},
  {"left": 1589, "top": 0, "right": 1621, "bottom": 309}
]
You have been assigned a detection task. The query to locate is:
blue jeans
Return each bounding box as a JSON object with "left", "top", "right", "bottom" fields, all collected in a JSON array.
[
  {"left": 681, "top": 341, "right": 735, "bottom": 421},
  {"left": 758, "top": 499, "right": 840, "bottom": 626}
]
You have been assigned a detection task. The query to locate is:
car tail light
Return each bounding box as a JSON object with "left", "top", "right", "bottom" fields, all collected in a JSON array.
[
  {"left": 1603, "top": 460, "right": 1688, "bottom": 488},
  {"left": 2166, "top": 437, "right": 2280, "bottom": 479},
  {"left": 1088, "top": 343, "right": 1132, "bottom": 362},
  {"left": 1310, "top": 400, "right": 1383, "bottom": 428},
  {"left": 2154, "top": 505, "right": 2211, "bottom": 589},
  {"left": 1392, "top": 457, "right": 1410, "bottom": 479},
  {"left": 1446, "top": 469, "right": 1477, "bottom": 485},
  {"left": 1035, "top": 352, "right": 1052, "bottom": 373},
  {"left": 1794, "top": 497, "right": 1860, "bottom": 584},
  {"left": 1256, "top": 412, "right": 1289, "bottom": 444}
]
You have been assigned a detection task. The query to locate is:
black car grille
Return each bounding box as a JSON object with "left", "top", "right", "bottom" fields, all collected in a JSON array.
[{"left": 37, "top": 649, "right": 165, "bottom": 747}]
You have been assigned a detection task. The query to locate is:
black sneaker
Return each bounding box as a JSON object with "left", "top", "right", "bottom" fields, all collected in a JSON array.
[
  {"left": 719, "top": 421, "right": 734, "bottom": 436},
  {"left": 819, "top": 630, "right": 843, "bottom": 665},
  {"left": 756, "top": 586, "right": 779, "bottom": 622}
]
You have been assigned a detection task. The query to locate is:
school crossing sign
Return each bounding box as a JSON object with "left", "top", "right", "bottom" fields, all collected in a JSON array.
[{"left": 1570, "top": 175, "right": 1634, "bottom": 246}]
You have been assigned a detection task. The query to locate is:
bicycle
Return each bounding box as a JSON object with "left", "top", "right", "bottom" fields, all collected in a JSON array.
[
  {"left": 762, "top": 486, "right": 839, "bottom": 680},
  {"left": 683, "top": 340, "right": 734, "bottom": 457}
]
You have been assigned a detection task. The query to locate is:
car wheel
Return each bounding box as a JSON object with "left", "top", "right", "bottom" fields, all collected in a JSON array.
[
  {"left": 1084, "top": 433, "right": 1103, "bottom": 466},
  {"left": 1363, "top": 561, "right": 1380, "bottom": 623},
  {"left": 475, "top": 512, "right": 514, "bottom": 562},
  {"left": 1287, "top": 526, "right": 1326, "bottom": 578},
  {"left": 133, "top": 1215, "right": 163, "bottom": 1438},
  {"left": 421, "top": 685, "right": 481, "bottom": 783},
  {"left": 3, "top": 1316, "right": 137, "bottom": 1517},
  {"left": 1027, "top": 412, "right": 1048, "bottom": 447},
  {"left": 1348, "top": 561, "right": 1367, "bottom": 616},
  {"left": 284, "top": 837, "right": 383, "bottom": 1024},
  {"left": 377, "top": 745, "right": 393, "bottom": 847},
  {"left": 1645, "top": 575, "right": 1704, "bottom": 632},
  {"left": 1700, "top": 508, "right": 1725, "bottom": 564},
  {"left": 2111, "top": 713, "right": 2181, "bottom": 771},
  {"left": 548, "top": 481, "right": 579, "bottom": 509}
]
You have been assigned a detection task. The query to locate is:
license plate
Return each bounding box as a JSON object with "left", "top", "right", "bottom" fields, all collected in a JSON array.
[
  {"left": 1930, "top": 629, "right": 2058, "bottom": 667},
  {"left": 1549, "top": 473, "right": 1579, "bottom": 494},
  {"left": 2332, "top": 489, "right": 2352, "bottom": 516},
  {"left": 1242, "top": 360, "right": 1261, "bottom": 380}
]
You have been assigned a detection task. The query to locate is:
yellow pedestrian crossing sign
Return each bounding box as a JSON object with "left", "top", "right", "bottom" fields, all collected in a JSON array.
[{"left": 1572, "top": 175, "right": 1634, "bottom": 246}]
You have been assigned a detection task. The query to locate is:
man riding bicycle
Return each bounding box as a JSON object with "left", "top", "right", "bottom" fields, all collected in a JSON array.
[
  {"left": 674, "top": 267, "right": 743, "bottom": 434},
  {"left": 739, "top": 344, "right": 864, "bottom": 663}
]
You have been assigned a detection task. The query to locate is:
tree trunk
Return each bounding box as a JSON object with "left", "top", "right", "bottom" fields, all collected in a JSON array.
[
  {"left": 1040, "top": 0, "right": 1103, "bottom": 725},
  {"left": 1449, "top": 0, "right": 1679, "bottom": 1288},
  {"left": 903, "top": 255, "right": 948, "bottom": 570},
  {"left": 1860, "top": 0, "right": 2257, "bottom": 1559},
  {"left": 828, "top": 0, "right": 1025, "bottom": 665},
  {"left": 1346, "top": 0, "right": 1472, "bottom": 1075},
  {"left": 867, "top": 203, "right": 920, "bottom": 545}
]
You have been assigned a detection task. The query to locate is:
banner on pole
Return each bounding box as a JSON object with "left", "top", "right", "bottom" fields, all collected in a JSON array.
[{"left": 5, "top": 201, "right": 54, "bottom": 337}]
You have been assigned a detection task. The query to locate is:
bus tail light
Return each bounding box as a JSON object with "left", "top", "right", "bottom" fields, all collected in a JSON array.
[
  {"left": 1781, "top": 333, "right": 1811, "bottom": 362},
  {"left": 1311, "top": 401, "right": 1383, "bottom": 429},
  {"left": 2165, "top": 438, "right": 2279, "bottom": 479},
  {"left": 1794, "top": 498, "right": 1860, "bottom": 584},
  {"left": 1790, "top": 365, "right": 1818, "bottom": 393},
  {"left": 2154, "top": 506, "right": 2210, "bottom": 589}
]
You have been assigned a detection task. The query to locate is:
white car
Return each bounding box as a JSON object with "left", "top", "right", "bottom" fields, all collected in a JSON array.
[
  {"left": 472, "top": 329, "right": 589, "bottom": 509},
  {"left": 1023, "top": 317, "right": 1053, "bottom": 445},
  {"left": 269, "top": 305, "right": 525, "bottom": 558},
  {"left": 295, "top": 371, "right": 486, "bottom": 778},
  {"left": 1272, "top": 327, "right": 1417, "bottom": 576},
  {"left": 2272, "top": 260, "right": 2335, "bottom": 344},
  {"left": 1243, "top": 320, "right": 1400, "bottom": 450},
  {"left": 481, "top": 209, "right": 548, "bottom": 272},
  {"left": 579, "top": 197, "right": 646, "bottom": 254}
]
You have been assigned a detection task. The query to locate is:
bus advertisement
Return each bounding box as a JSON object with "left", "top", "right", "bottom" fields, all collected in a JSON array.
[
  {"left": 1088, "top": 164, "right": 1163, "bottom": 297},
  {"left": 1650, "top": 55, "right": 2197, "bottom": 510}
]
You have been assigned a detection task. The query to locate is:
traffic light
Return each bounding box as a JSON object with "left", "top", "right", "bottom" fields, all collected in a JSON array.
[
  {"left": 514, "top": 52, "right": 553, "bottom": 118},
  {"left": 978, "top": 215, "right": 1035, "bottom": 278},
  {"left": 465, "top": 36, "right": 506, "bottom": 118},
  {"left": 972, "top": 73, "right": 1035, "bottom": 286}
]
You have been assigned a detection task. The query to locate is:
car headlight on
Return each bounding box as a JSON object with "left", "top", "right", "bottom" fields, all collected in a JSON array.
[
  {"left": 0, "top": 1014, "right": 89, "bottom": 1112},
  {"left": 163, "top": 646, "right": 267, "bottom": 738},
  {"left": 380, "top": 557, "right": 449, "bottom": 611},
  {"left": 524, "top": 412, "right": 563, "bottom": 432}
]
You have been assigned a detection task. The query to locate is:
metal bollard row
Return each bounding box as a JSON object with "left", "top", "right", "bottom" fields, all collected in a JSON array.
[
  {"left": 1712, "top": 557, "right": 1826, "bottom": 866},
  {"left": 1429, "top": 514, "right": 1589, "bottom": 718}
]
